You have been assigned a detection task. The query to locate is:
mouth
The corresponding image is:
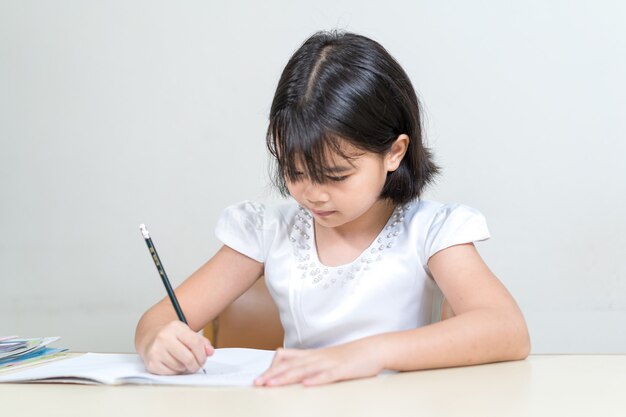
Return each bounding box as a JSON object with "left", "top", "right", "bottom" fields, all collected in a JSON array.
[{"left": 311, "top": 209, "right": 337, "bottom": 218}]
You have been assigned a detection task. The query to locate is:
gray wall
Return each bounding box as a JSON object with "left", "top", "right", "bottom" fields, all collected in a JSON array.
[{"left": 1, "top": 1, "right": 624, "bottom": 353}]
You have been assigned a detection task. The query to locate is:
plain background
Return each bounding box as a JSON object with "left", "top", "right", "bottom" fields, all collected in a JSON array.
[{"left": 1, "top": 1, "right": 624, "bottom": 353}]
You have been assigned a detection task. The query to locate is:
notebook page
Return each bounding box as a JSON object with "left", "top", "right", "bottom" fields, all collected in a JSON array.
[{"left": 0, "top": 349, "right": 276, "bottom": 386}]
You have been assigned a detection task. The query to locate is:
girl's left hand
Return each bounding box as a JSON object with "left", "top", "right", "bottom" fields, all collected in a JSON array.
[{"left": 254, "top": 340, "right": 384, "bottom": 387}]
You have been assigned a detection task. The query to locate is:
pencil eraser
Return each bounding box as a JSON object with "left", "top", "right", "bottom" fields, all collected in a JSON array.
[{"left": 139, "top": 224, "right": 150, "bottom": 239}]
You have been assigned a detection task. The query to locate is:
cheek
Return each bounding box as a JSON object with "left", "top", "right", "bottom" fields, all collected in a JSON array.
[
  {"left": 286, "top": 181, "right": 304, "bottom": 198},
  {"left": 357, "top": 168, "right": 387, "bottom": 191}
]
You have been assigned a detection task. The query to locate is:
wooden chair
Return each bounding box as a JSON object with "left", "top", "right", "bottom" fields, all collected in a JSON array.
[{"left": 204, "top": 276, "right": 284, "bottom": 350}]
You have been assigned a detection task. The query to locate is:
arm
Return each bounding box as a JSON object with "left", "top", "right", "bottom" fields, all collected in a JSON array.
[
  {"left": 377, "top": 242, "right": 530, "bottom": 370},
  {"left": 135, "top": 245, "right": 264, "bottom": 374},
  {"left": 255, "top": 243, "right": 530, "bottom": 386}
]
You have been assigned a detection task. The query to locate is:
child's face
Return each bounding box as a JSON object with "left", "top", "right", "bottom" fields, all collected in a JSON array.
[{"left": 285, "top": 140, "right": 395, "bottom": 230}]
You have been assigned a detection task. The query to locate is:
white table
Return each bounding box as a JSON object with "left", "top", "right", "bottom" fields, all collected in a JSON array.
[{"left": 1, "top": 355, "right": 624, "bottom": 417}]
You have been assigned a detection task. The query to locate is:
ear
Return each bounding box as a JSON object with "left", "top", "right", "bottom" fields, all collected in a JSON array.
[{"left": 384, "top": 134, "right": 410, "bottom": 172}]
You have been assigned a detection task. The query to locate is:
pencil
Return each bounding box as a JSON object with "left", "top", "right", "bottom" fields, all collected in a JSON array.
[{"left": 139, "top": 224, "right": 206, "bottom": 374}]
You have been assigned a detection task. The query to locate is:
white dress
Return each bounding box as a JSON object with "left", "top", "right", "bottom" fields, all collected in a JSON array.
[{"left": 215, "top": 199, "right": 490, "bottom": 349}]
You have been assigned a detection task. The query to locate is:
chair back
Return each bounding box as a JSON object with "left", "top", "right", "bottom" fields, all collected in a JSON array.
[{"left": 204, "top": 276, "right": 284, "bottom": 350}]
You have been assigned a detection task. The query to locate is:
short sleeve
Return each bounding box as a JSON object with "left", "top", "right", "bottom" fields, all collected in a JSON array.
[
  {"left": 424, "top": 203, "right": 490, "bottom": 260},
  {"left": 215, "top": 201, "right": 266, "bottom": 263}
]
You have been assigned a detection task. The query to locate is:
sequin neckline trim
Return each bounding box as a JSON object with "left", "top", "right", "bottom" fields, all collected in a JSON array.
[{"left": 289, "top": 203, "right": 410, "bottom": 289}]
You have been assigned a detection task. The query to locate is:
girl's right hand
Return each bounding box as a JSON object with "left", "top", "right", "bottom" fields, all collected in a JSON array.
[{"left": 141, "top": 320, "right": 214, "bottom": 375}]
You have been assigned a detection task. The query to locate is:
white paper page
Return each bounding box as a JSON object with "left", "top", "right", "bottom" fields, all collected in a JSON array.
[{"left": 0, "top": 348, "right": 276, "bottom": 386}]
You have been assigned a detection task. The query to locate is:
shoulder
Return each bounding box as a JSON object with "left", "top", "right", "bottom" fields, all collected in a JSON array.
[
  {"left": 403, "top": 199, "right": 490, "bottom": 261},
  {"left": 215, "top": 199, "right": 300, "bottom": 263},
  {"left": 405, "top": 199, "right": 487, "bottom": 230},
  {"left": 218, "top": 199, "right": 300, "bottom": 231}
]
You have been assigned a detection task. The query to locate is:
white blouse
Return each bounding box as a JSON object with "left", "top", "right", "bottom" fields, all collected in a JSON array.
[{"left": 215, "top": 199, "right": 490, "bottom": 349}]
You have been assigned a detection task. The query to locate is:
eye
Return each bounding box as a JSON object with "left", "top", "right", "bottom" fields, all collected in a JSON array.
[
  {"left": 327, "top": 175, "right": 348, "bottom": 182},
  {"left": 288, "top": 171, "right": 305, "bottom": 182}
]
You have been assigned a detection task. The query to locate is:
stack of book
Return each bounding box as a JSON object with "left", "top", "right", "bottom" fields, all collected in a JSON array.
[{"left": 0, "top": 336, "right": 67, "bottom": 372}]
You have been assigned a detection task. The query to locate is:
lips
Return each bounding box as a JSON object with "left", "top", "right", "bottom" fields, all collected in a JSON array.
[{"left": 311, "top": 209, "right": 336, "bottom": 217}]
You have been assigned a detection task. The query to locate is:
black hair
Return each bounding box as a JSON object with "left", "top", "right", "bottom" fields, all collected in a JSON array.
[{"left": 266, "top": 30, "right": 439, "bottom": 204}]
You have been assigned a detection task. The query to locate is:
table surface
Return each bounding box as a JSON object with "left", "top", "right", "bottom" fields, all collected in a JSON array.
[{"left": 1, "top": 355, "right": 625, "bottom": 417}]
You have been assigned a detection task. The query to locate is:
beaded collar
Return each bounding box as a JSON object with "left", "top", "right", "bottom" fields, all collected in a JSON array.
[{"left": 290, "top": 203, "right": 410, "bottom": 289}]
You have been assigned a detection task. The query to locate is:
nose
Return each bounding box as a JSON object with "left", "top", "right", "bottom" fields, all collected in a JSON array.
[{"left": 302, "top": 181, "right": 330, "bottom": 205}]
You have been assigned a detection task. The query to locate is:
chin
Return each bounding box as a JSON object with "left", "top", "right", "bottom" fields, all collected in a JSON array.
[{"left": 314, "top": 215, "right": 344, "bottom": 228}]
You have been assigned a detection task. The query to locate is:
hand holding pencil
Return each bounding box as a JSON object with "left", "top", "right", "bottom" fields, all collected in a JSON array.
[{"left": 139, "top": 224, "right": 212, "bottom": 375}]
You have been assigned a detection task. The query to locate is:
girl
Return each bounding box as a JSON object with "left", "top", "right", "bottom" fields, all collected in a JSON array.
[{"left": 135, "top": 30, "right": 530, "bottom": 386}]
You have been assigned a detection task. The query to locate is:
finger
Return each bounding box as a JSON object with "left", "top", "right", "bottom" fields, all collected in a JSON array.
[
  {"left": 167, "top": 340, "right": 202, "bottom": 373},
  {"left": 144, "top": 356, "right": 177, "bottom": 375},
  {"left": 272, "top": 348, "right": 309, "bottom": 366},
  {"left": 146, "top": 360, "right": 177, "bottom": 375},
  {"left": 204, "top": 338, "right": 215, "bottom": 356},
  {"left": 152, "top": 364, "right": 177, "bottom": 375},
  {"left": 150, "top": 350, "right": 187, "bottom": 375},
  {"left": 264, "top": 361, "right": 324, "bottom": 387},
  {"left": 255, "top": 348, "right": 297, "bottom": 385},
  {"left": 176, "top": 331, "right": 209, "bottom": 369},
  {"left": 257, "top": 354, "right": 321, "bottom": 386},
  {"left": 144, "top": 338, "right": 187, "bottom": 375},
  {"left": 302, "top": 369, "right": 337, "bottom": 386}
]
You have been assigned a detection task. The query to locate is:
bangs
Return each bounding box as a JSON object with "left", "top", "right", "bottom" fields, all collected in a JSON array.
[{"left": 267, "top": 108, "right": 360, "bottom": 186}]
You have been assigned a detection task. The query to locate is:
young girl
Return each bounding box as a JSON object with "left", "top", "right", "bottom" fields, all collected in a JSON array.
[{"left": 135, "top": 30, "right": 530, "bottom": 386}]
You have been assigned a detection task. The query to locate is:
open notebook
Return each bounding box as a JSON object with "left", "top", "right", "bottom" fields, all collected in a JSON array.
[{"left": 0, "top": 348, "right": 275, "bottom": 386}]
